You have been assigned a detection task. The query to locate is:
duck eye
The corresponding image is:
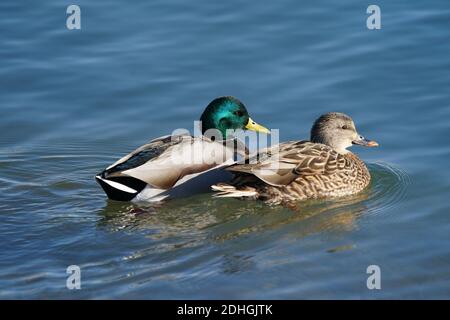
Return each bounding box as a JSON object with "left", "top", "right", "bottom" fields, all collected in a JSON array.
[
  {"left": 234, "top": 111, "right": 243, "bottom": 117},
  {"left": 341, "top": 125, "right": 349, "bottom": 130}
]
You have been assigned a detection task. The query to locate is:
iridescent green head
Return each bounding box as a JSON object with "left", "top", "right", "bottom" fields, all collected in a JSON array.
[{"left": 199, "top": 96, "right": 269, "bottom": 139}]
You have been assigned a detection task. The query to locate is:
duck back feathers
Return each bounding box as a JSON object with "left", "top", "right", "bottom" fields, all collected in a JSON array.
[
  {"left": 213, "top": 141, "right": 371, "bottom": 205},
  {"left": 96, "top": 135, "right": 237, "bottom": 201}
]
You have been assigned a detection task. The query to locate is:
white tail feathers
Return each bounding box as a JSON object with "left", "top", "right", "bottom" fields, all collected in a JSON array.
[
  {"left": 95, "top": 175, "right": 137, "bottom": 193},
  {"left": 211, "top": 183, "right": 258, "bottom": 198}
]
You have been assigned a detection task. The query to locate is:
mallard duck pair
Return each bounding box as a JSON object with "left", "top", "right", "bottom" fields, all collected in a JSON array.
[{"left": 96, "top": 97, "right": 378, "bottom": 204}]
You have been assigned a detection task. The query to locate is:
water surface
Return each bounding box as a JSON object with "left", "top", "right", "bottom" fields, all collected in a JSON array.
[{"left": 1, "top": 0, "right": 450, "bottom": 299}]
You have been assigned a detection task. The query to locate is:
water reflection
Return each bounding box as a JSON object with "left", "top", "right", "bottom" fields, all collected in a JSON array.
[
  {"left": 222, "top": 254, "right": 256, "bottom": 274},
  {"left": 76, "top": 163, "right": 413, "bottom": 287},
  {"left": 97, "top": 163, "right": 408, "bottom": 246}
]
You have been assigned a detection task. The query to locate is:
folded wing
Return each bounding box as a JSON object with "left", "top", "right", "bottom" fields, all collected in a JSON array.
[{"left": 226, "top": 141, "right": 349, "bottom": 187}]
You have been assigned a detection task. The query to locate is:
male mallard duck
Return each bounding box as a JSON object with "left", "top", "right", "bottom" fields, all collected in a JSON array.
[
  {"left": 212, "top": 112, "right": 378, "bottom": 205},
  {"left": 96, "top": 96, "right": 269, "bottom": 202}
]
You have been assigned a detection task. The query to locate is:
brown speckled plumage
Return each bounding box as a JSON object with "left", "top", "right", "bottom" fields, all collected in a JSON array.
[{"left": 212, "top": 112, "right": 377, "bottom": 205}]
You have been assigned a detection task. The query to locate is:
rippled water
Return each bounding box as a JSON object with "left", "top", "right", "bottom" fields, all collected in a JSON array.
[{"left": 1, "top": 0, "right": 450, "bottom": 299}]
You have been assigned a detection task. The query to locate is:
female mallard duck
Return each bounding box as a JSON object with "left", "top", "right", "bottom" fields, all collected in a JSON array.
[
  {"left": 212, "top": 112, "right": 378, "bottom": 205},
  {"left": 96, "top": 96, "right": 269, "bottom": 202}
]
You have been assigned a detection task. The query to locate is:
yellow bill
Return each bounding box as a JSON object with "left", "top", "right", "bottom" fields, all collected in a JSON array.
[{"left": 245, "top": 117, "right": 270, "bottom": 134}]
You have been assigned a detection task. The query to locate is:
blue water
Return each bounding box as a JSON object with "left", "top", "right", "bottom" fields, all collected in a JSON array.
[{"left": 1, "top": 0, "right": 449, "bottom": 299}]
